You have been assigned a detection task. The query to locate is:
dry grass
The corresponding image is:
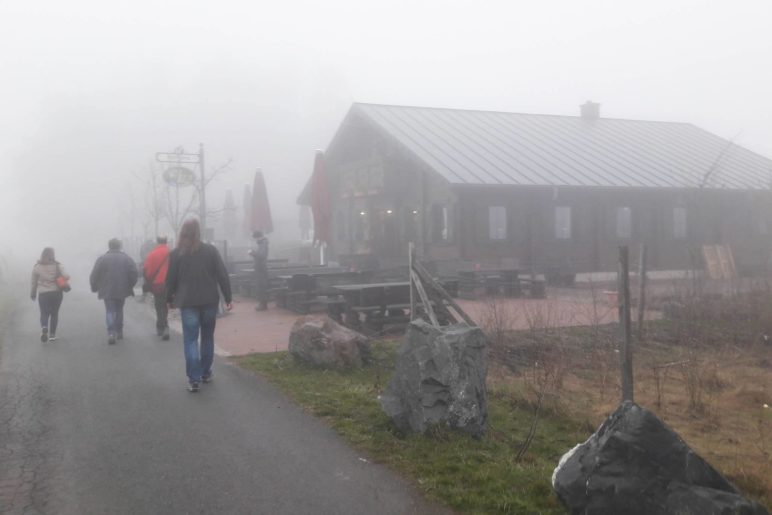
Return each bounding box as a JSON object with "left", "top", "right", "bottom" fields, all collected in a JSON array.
[{"left": 482, "top": 289, "right": 772, "bottom": 509}]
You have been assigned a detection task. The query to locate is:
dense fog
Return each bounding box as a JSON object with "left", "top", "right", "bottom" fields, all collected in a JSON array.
[{"left": 1, "top": 0, "right": 771, "bottom": 274}]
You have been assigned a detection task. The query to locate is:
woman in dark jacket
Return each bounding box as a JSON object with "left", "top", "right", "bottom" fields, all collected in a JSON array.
[
  {"left": 31, "top": 247, "right": 69, "bottom": 342},
  {"left": 166, "top": 219, "right": 232, "bottom": 392}
]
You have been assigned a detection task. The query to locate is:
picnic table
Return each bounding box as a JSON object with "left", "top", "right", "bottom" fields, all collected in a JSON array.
[
  {"left": 229, "top": 263, "right": 346, "bottom": 300},
  {"left": 330, "top": 279, "right": 459, "bottom": 333},
  {"left": 458, "top": 269, "right": 545, "bottom": 299},
  {"left": 275, "top": 270, "right": 372, "bottom": 314},
  {"left": 331, "top": 282, "right": 411, "bottom": 332}
]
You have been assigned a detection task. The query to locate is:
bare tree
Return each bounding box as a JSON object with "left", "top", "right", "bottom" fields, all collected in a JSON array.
[
  {"left": 132, "top": 156, "right": 233, "bottom": 238},
  {"left": 195, "top": 158, "right": 233, "bottom": 230},
  {"left": 163, "top": 174, "right": 199, "bottom": 237},
  {"left": 131, "top": 161, "right": 165, "bottom": 238}
]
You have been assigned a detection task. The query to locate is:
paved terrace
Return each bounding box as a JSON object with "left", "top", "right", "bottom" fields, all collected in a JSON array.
[{"left": 165, "top": 286, "right": 662, "bottom": 357}]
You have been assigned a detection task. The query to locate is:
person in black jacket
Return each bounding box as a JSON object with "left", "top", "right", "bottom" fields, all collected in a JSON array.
[
  {"left": 166, "top": 218, "right": 232, "bottom": 392},
  {"left": 90, "top": 238, "right": 138, "bottom": 345}
]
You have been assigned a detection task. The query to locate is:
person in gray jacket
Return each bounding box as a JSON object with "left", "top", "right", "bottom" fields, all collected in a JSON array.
[
  {"left": 249, "top": 230, "right": 270, "bottom": 311},
  {"left": 89, "top": 238, "right": 138, "bottom": 345}
]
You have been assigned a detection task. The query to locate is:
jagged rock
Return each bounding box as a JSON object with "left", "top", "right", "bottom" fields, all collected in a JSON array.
[
  {"left": 552, "top": 401, "right": 768, "bottom": 515},
  {"left": 288, "top": 316, "right": 371, "bottom": 370},
  {"left": 379, "top": 320, "right": 488, "bottom": 438}
]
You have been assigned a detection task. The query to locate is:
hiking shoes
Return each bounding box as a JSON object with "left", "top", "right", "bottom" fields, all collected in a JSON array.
[
  {"left": 187, "top": 382, "right": 201, "bottom": 393},
  {"left": 108, "top": 334, "right": 116, "bottom": 345},
  {"left": 41, "top": 327, "right": 48, "bottom": 342},
  {"left": 202, "top": 372, "right": 214, "bottom": 384}
]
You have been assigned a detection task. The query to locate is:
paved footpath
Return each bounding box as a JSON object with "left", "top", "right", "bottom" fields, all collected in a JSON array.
[{"left": 0, "top": 291, "right": 451, "bottom": 515}]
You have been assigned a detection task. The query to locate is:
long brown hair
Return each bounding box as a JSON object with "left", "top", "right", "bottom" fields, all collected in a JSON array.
[
  {"left": 177, "top": 219, "right": 201, "bottom": 255},
  {"left": 39, "top": 247, "right": 55, "bottom": 264}
]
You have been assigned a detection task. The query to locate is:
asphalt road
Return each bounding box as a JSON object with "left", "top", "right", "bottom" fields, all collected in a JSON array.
[{"left": 0, "top": 290, "right": 450, "bottom": 515}]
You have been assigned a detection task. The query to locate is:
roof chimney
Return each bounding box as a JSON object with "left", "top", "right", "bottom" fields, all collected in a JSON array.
[{"left": 580, "top": 101, "right": 600, "bottom": 120}]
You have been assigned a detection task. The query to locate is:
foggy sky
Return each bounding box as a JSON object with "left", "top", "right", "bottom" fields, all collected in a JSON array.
[{"left": 1, "top": 0, "right": 771, "bottom": 264}]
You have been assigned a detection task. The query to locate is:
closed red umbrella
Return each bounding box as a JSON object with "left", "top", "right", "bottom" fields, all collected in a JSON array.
[
  {"left": 242, "top": 184, "right": 252, "bottom": 238},
  {"left": 310, "top": 150, "right": 332, "bottom": 246},
  {"left": 251, "top": 168, "right": 273, "bottom": 234}
]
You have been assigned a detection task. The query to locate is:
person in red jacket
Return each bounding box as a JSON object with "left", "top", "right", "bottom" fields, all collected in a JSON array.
[{"left": 143, "top": 236, "right": 170, "bottom": 340}]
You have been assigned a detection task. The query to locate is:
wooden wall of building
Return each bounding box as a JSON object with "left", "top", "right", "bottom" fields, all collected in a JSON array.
[{"left": 323, "top": 114, "right": 772, "bottom": 274}]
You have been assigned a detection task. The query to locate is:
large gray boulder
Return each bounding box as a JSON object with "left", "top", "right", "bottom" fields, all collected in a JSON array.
[
  {"left": 552, "top": 401, "right": 768, "bottom": 515},
  {"left": 288, "top": 316, "right": 371, "bottom": 370},
  {"left": 379, "top": 320, "right": 488, "bottom": 438}
]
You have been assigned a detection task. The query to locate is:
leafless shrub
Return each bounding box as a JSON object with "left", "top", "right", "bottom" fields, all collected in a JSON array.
[
  {"left": 680, "top": 352, "right": 706, "bottom": 414},
  {"left": 522, "top": 299, "right": 567, "bottom": 335},
  {"left": 479, "top": 296, "right": 518, "bottom": 370},
  {"left": 480, "top": 296, "right": 514, "bottom": 348}
]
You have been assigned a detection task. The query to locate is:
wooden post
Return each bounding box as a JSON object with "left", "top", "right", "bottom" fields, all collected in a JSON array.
[
  {"left": 409, "top": 242, "right": 416, "bottom": 322},
  {"left": 618, "top": 245, "right": 634, "bottom": 402},
  {"left": 637, "top": 244, "right": 648, "bottom": 342},
  {"left": 221, "top": 239, "right": 228, "bottom": 271}
]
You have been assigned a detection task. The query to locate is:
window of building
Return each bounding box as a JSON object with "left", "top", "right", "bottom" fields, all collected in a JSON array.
[
  {"left": 381, "top": 208, "right": 398, "bottom": 243},
  {"left": 673, "top": 207, "right": 687, "bottom": 239},
  {"left": 404, "top": 207, "right": 419, "bottom": 242},
  {"left": 336, "top": 211, "right": 347, "bottom": 241},
  {"left": 555, "top": 206, "right": 572, "bottom": 239},
  {"left": 353, "top": 209, "right": 370, "bottom": 241},
  {"left": 488, "top": 206, "right": 507, "bottom": 240},
  {"left": 432, "top": 205, "right": 452, "bottom": 242},
  {"left": 616, "top": 207, "right": 632, "bottom": 239}
]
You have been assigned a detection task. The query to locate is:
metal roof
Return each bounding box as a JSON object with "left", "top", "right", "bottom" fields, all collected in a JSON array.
[{"left": 352, "top": 103, "right": 772, "bottom": 189}]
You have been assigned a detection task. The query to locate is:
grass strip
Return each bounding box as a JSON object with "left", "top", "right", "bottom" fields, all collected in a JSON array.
[{"left": 236, "top": 342, "right": 586, "bottom": 514}]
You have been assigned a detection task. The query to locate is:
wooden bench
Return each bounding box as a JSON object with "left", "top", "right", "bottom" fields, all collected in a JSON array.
[
  {"left": 519, "top": 277, "right": 547, "bottom": 298},
  {"left": 278, "top": 271, "right": 370, "bottom": 314},
  {"left": 458, "top": 269, "right": 545, "bottom": 299}
]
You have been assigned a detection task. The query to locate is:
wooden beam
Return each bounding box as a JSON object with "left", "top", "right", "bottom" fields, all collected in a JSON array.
[
  {"left": 411, "top": 268, "right": 439, "bottom": 327},
  {"left": 413, "top": 259, "right": 477, "bottom": 327}
]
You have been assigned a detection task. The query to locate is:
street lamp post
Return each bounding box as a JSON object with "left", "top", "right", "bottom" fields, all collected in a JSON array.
[
  {"left": 198, "top": 143, "right": 206, "bottom": 234},
  {"left": 156, "top": 144, "right": 207, "bottom": 236}
]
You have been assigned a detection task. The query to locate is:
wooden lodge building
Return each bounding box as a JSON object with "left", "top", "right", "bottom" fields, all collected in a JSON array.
[{"left": 300, "top": 102, "right": 772, "bottom": 279}]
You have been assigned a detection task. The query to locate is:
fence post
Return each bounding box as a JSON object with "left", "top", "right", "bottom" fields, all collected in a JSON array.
[
  {"left": 409, "top": 242, "right": 416, "bottom": 322},
  {"left": 637, "top": 244, "right": 648, "bottom": 342},
  {"left": 618, "top": 245, "right": 634, "bottom": 402}
]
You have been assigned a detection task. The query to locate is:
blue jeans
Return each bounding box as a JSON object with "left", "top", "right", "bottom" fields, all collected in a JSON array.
[
  {"left": 104, "top": 298, "right": 125, "bottom": 335},
  {"left": 180, "top": 304, "right": 218, "bottom": 384}
]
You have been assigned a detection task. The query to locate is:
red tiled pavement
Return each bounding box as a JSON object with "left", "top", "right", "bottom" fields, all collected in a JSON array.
[
  {"left": 213, "top": 297, "right": 300, "bottom": 355},
  {"left": 208, "top": 290, "right": 659, "bottom": 357}
]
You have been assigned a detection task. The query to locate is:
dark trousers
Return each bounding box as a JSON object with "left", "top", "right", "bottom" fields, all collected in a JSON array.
[
  {"left": 104, "top": 298, "right": 126, "bottom": 335},
  {"left": 153, "top": 291, "right": 168, "bottom": 332},
  {"left": 254, "top": 261, "right": 269, "bottom": 307},
  {"left": 38, "top": 290, "right": 63, "bottom": 334}
]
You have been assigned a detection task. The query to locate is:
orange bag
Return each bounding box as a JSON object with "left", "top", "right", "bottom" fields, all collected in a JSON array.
[{"left": 56, "top": 266, "right": 71, "bottom": 292}]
